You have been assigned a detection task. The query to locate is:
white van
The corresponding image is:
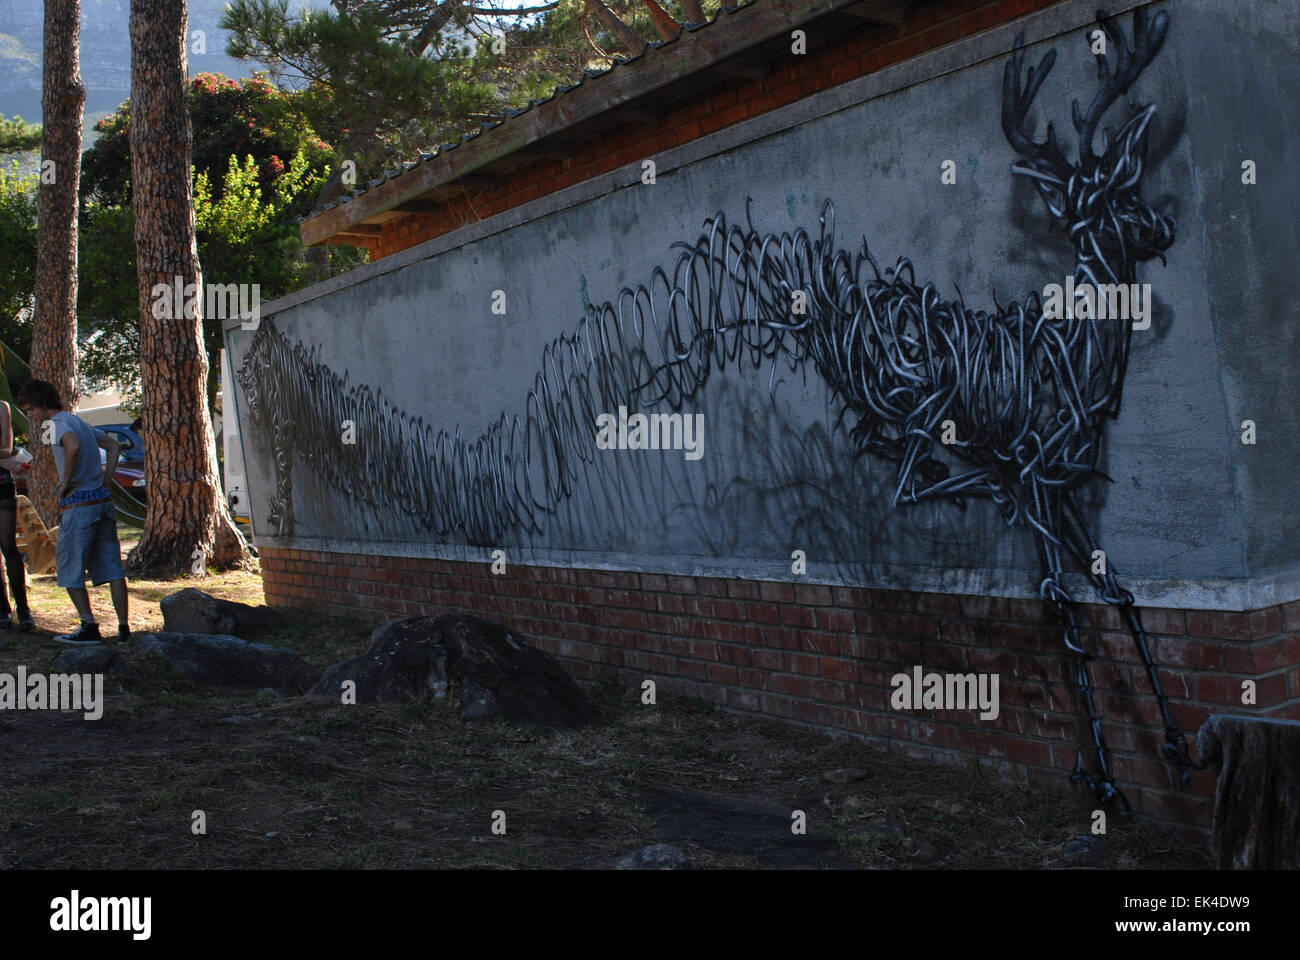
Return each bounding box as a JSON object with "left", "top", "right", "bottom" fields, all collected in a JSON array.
[{"left": 218, "top": 348, "right": 250, "bottom": 524}]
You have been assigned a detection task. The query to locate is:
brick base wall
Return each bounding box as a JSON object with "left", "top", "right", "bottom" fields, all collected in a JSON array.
[{"left": 260, "top": 546, "right": 1300, "bottom": 839}]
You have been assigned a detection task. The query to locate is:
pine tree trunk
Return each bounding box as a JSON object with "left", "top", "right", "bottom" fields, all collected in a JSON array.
[
  {"left": 30, "top": 0, "right": 85, "bottom": 528},
  {"left": 126, "top": 0, "right": 252, "bottom": 575},
  {"left": 584, "top": 0, "right": 647, "bottom": 55},
  {"left": 639, "top": 0, "right": 681, "bottom": 42},
  {"left": 678, "top": 0, "right": 706, "bottom": 25}
]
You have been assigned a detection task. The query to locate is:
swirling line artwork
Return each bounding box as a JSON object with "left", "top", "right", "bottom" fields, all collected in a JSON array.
[{"left": 238, "top": 9, "right": 1189, "bottom": 810}]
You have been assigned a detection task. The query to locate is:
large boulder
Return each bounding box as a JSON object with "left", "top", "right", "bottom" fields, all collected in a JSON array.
[
  {"left": 160, "top": 588, "right": 285, "bottom": 640},
  {"left": 308, "top": 613, "right": 599, "bottom": 732},
  {"left": 310, "top": 618, "right": 449, "bottom": 704},
  {"left": 134, "top": 633, "right": 318, "bottom": 694}
]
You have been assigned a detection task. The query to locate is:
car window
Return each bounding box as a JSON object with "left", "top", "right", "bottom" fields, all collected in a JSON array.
[{"left": 107, "top": 430, "right": 134, "bottom": 449}]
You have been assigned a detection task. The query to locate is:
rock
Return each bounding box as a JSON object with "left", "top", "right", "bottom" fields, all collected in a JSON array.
[
  {"left": 134, "top": 633, "right": 318, "bottom": 694},
  {"left": 616, "top": 844, "right": 691, "bottom": 870},
  {"left": 1062, "top": 834, "right": 1108, "bottom": 866},
  {"left": 309, "top": 614, "right": 598, "bottom": 732},
  {"left": 52, "top": 645, "right": 120, "bottom": 673},
  {"left": 309, "top": 619, "right": 449, "bottom": 704},
  {"left": 160, "top": 588, "right": 285, "bottom": 640},
  {"left": 437, "top": 614, "right": 598, "bottom": 731},
  {"left": 823, "top": 767, "right": 867, "bottom": 784},
  {"left": 51, "top": 645, "right": 142, "bottom": 683}
]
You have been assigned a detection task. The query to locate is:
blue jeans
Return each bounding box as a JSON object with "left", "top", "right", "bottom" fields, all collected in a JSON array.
[{"left": 56, "top": 500, "right": 125, "bottom": 588}]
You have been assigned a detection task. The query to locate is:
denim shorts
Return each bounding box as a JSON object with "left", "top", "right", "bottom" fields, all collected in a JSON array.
[{"left": 56, "top": 500, "right": 125, "bottom": 588}]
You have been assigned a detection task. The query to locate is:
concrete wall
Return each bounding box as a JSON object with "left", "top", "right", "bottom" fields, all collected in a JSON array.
[{"left": 226, "top": 0, "right": 1300, "bottom": 612}]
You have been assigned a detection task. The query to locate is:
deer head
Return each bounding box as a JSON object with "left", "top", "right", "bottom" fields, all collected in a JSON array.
[{"left": 1002, "top": 8, "right": 1174, "bottom": 284}]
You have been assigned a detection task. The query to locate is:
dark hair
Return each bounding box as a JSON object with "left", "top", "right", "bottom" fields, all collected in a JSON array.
[{"left": 13, "top": 379, "right": 64, "bottom": 411}]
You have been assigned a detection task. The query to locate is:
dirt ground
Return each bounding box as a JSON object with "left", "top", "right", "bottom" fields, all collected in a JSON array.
[{"left": 0, "top": 537, "right": 1211, "bottom": 870}]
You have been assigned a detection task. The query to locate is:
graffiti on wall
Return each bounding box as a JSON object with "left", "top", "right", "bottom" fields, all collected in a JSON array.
[{"left": 237, "top": 9, "right": 1188, "bottom": 810}]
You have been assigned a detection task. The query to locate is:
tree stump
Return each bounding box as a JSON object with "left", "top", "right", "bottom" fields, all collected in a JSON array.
[{"left": 1196, "top": 714, "right": 1300, "bottom": 869}]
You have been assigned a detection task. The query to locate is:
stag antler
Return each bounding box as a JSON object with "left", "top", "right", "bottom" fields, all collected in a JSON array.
[
  {"left": 1002, "top": 33, "right": 1073, "bottom": 182},
  {"left": 1073, "top": 8, "right": 1170, "bottom": 166}
]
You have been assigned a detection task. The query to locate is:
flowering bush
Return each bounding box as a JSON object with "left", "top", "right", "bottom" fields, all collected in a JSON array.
[{"left": 83, "top": 71, "right": 330, "bottom": 213}]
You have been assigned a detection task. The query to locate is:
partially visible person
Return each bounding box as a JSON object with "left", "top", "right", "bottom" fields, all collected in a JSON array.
[
  {"left": 13, "top": 380, "right": 130, "bottom": 645},
  {"left": 0, "top": 399, "right": 34, "bottom": 630}
]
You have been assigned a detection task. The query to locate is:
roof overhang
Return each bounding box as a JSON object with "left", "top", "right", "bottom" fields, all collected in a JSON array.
[{"left": 302, "top": 0, "right": 909, "bottom": 246}]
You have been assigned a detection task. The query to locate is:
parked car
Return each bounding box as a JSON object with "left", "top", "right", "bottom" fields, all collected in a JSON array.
[
  {"left": 112, "top": 462, "right": 148, "bottom": 502},
  {"left": 96, "top": 434, "right": 148, "bottom": 502},
  {"left": 95, "top": 423, "right": 146, "bottom": 465}
]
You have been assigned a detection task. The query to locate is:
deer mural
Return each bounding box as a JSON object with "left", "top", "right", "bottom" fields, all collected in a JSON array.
[{"left": 238, "top": 8, "right": 1190, "bottom": 811}]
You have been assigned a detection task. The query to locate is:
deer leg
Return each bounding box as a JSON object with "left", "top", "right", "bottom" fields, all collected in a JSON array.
[
  {"left": 1054, "top": 600, "right": 1131, "bottom": 816},
  {"left": 1061, "top": 492, "right": 1194, "bottom": 786},
  {"left": 1031, "top": 487, "right": 1132, "bottom": 815}
]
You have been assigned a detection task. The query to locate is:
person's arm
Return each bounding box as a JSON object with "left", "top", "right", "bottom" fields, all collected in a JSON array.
[
  {"left": 0, "top": 401, "right": 12, "bottom": 460},
  {"left": 98, "top": 432, "right": 120, "bottom": 487},
  {"left": 59, "top": 430, "right": 79, "bottom": 499}
]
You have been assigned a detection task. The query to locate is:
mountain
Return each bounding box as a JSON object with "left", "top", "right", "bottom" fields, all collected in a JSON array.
[{"left": 0, "top": 0, "right": 333, "bottom": 136}]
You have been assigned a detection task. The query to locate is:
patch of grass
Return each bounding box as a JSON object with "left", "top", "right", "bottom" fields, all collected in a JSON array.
[
  {"left": 443, "top": 843, "right": 549, "bottom": 870},
  {"left": 320, "top": 844, "right": 387, "bottom": 869},
  {"left": 153, "top": 691, "right": 208, "bottom": 708},
  {"left": 667, "top": 741, "right": 716, "bottom": 761},
  {"left": 23, "top": 791, "right": 78, "bottom": 813},
  {"left": 268, "top": 607, "right": 372, "bottom": 666},
  {"left": 133, "top": 787, "right": 203, "bottom": 817}
]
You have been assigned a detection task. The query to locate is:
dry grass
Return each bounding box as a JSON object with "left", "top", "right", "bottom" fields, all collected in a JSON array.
[{"left": 0, "top": 532, "right": 1212, "bottom": 870}]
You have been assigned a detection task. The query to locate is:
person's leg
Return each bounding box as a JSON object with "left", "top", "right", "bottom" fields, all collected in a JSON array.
[
  {"left": 54, "top": 507, "right": 101, "bottom": 644},
  {"left": 0, "top": 495, "right": 31, "bottom": 623},
  {"left": 0, "top": 498, "right": 15, "bottom": 620},
  {"left": 88, "top": 502, "right": 129, "bottom": 640},
  {"left": 66, "top": 585, "right": 94, "bottom": 621},
  {"left": 108, "top": 578, "right": 129, "bottom": 628}
]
